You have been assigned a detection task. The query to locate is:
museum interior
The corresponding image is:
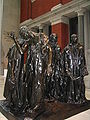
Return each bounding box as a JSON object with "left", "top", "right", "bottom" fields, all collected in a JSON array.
[{"left": 0, "top": 0, "right": 90, "bottom": 119}]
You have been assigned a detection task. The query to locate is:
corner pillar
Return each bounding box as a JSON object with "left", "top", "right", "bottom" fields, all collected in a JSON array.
[
  {"left": 38, "top": 24, "right": 43, "bottom": 33},
  {"left": 51, "top": 16, "right": 69, "bottom": 50},
  {"left": 77, "top": 9, "right": 85, "bottom": 45}
]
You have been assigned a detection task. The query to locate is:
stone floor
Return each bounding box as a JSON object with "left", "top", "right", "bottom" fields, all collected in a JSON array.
[
  {"left": 0, "top": 75, "right": 90, "bottom": 120},
  {"left": 0, "top": 76, "right": 7, "bottom": 120}
]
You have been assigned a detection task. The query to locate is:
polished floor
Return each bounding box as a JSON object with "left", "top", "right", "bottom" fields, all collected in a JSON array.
[{"left": 0, "top": 75, "right": 90, "bottom": 120}]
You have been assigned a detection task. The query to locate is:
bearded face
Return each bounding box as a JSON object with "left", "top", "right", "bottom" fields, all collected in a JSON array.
[
  {"left": 71, "top": 34, "right": 78, "bottom": 44},
  {"left": 19, "top": 26, "right": 30, "bottom": 40},
  {"left": 49, "top": 33, "right": 58, "bottom": 45}
]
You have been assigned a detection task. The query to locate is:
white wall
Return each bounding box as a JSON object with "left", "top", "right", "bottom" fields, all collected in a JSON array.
[{"left": 0, "top": 0, "right": 3, "bottom": 75}]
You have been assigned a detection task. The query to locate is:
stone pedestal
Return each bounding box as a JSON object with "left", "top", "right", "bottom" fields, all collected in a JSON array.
[{"left": 0, "top": 100, "right": 90, "bottom": 120}]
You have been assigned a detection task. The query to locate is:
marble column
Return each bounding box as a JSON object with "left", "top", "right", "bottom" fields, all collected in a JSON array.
[
  {"left": 84, "top": 11, "right": 90, "bottom": 89},
  {"left": 39, "top": 24, "right": 43, "bottom": 33},
  {"left": 84, "top": 11, "right": 89, "bottom": 63},
  {"left": 43, "top": 24, "right": 49, "bottom": 36},
  {"left": 77, "top": 9, "right": 85, "bottom": 45},
  {"left": 0, "top": 0, "right": 3, "bottom": 75}
]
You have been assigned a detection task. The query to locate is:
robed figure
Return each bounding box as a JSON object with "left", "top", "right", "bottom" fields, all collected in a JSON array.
[
  {"left": 45, "top": 33, "right": 63, "bottom": 101},
  {"left": 3, "top": 26, "right": 34, "bottom": 112},
  {"left": 28, "top": 33, "right": 51, "bottom": 111},
  {"left": 63, "top": 34, "right": 88, "bottom": 104}
]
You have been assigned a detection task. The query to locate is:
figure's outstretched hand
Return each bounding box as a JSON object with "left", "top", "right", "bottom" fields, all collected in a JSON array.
[{"left": 9, "top": 32, "right": 16, "bottom": 40}]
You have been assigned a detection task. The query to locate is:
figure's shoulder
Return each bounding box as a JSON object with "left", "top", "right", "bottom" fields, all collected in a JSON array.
[
  {"left": 78, "top": 43, "right": 84, "bottom": 50},
  {"left": 64, "top": 44, "right": 71, "bottom": 52},
  {"left": 61, "top": 45, "right": 69, "bottom": 55}
]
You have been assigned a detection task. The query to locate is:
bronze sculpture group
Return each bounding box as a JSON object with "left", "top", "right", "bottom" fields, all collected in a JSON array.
[{"left": 3, "top": 26, "right": 88, "bottom": 116}]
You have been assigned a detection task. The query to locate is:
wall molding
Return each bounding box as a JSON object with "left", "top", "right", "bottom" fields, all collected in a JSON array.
[
  {"left": 51, "top": 3, "right": 62, "bottom": 11},
  {"left": 51, "top": 15, "right": 69, "bottom": 25},
  {"left": 20, "top": 0, "right": 90, "bottom": 28},
  {"left": 76, "top": 8, "right": 87, "bottom": 16}
]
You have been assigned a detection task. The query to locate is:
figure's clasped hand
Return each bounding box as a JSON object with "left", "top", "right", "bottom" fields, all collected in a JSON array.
[{"left": 47, "top": 64, "right": 52, "bottom": 75}]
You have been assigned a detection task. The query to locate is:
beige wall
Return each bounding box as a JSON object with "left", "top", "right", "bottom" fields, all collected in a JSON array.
[
  {"left": 0, "top": 0, "right": 3, "bottom": 75},
  {"left": 1, "top": 0, "right": 20, "bottom": 73}
]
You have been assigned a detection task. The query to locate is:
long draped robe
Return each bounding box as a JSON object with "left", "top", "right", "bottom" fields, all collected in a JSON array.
[
  {"left": 63, "top": 43, "right": 88, "bottom": 104},
  {"left": 4, "top": 44, "right": 25, "bottom": 110}
]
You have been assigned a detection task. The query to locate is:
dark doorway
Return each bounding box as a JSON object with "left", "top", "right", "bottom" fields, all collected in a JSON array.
[
  {"left": 69, "top": 17, "right": 78, "bottom": 40},
  {"left": 49, "top": 25, "right": 52, "bottom": 36}
]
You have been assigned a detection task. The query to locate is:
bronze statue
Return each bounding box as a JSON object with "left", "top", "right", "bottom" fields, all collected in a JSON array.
[
  {"left": 26, "top": 33, "right": 52, "bottom": 115},
  {"left": 3, "top": 26, "right": 89, "bottom": 118},
  {"left": 22, "top": 30, "right": 38, "bottom": 111},
  {"left": 44, "top": 33, "right": 63, "bottom": 101},
  {"left": 63, "top": 34, "right": 88, "bottom": 104},
  {"left": 4, "top": 26, "right": 35, "bottom": 113}
]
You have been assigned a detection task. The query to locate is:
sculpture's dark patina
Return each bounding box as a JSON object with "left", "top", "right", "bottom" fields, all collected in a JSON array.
[
  {"left": 44, "top": 33, "right": 63, "bottom": 101},
  {"left": 3, "top": 26, "right": 89, "bottom": 119},
  {"left": 62, "top": 34, "right": 88, "bottom": 104},
  {"left": 3, "top": 26, "right": 36, "bottom": 113},
  {"left": 25, "top": 33, "right": 50, "bottom": 114}
]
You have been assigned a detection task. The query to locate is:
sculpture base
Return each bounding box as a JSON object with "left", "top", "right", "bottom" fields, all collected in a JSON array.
[{"left": 0, "top": 100, "right": 90, "bottom": 120}]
